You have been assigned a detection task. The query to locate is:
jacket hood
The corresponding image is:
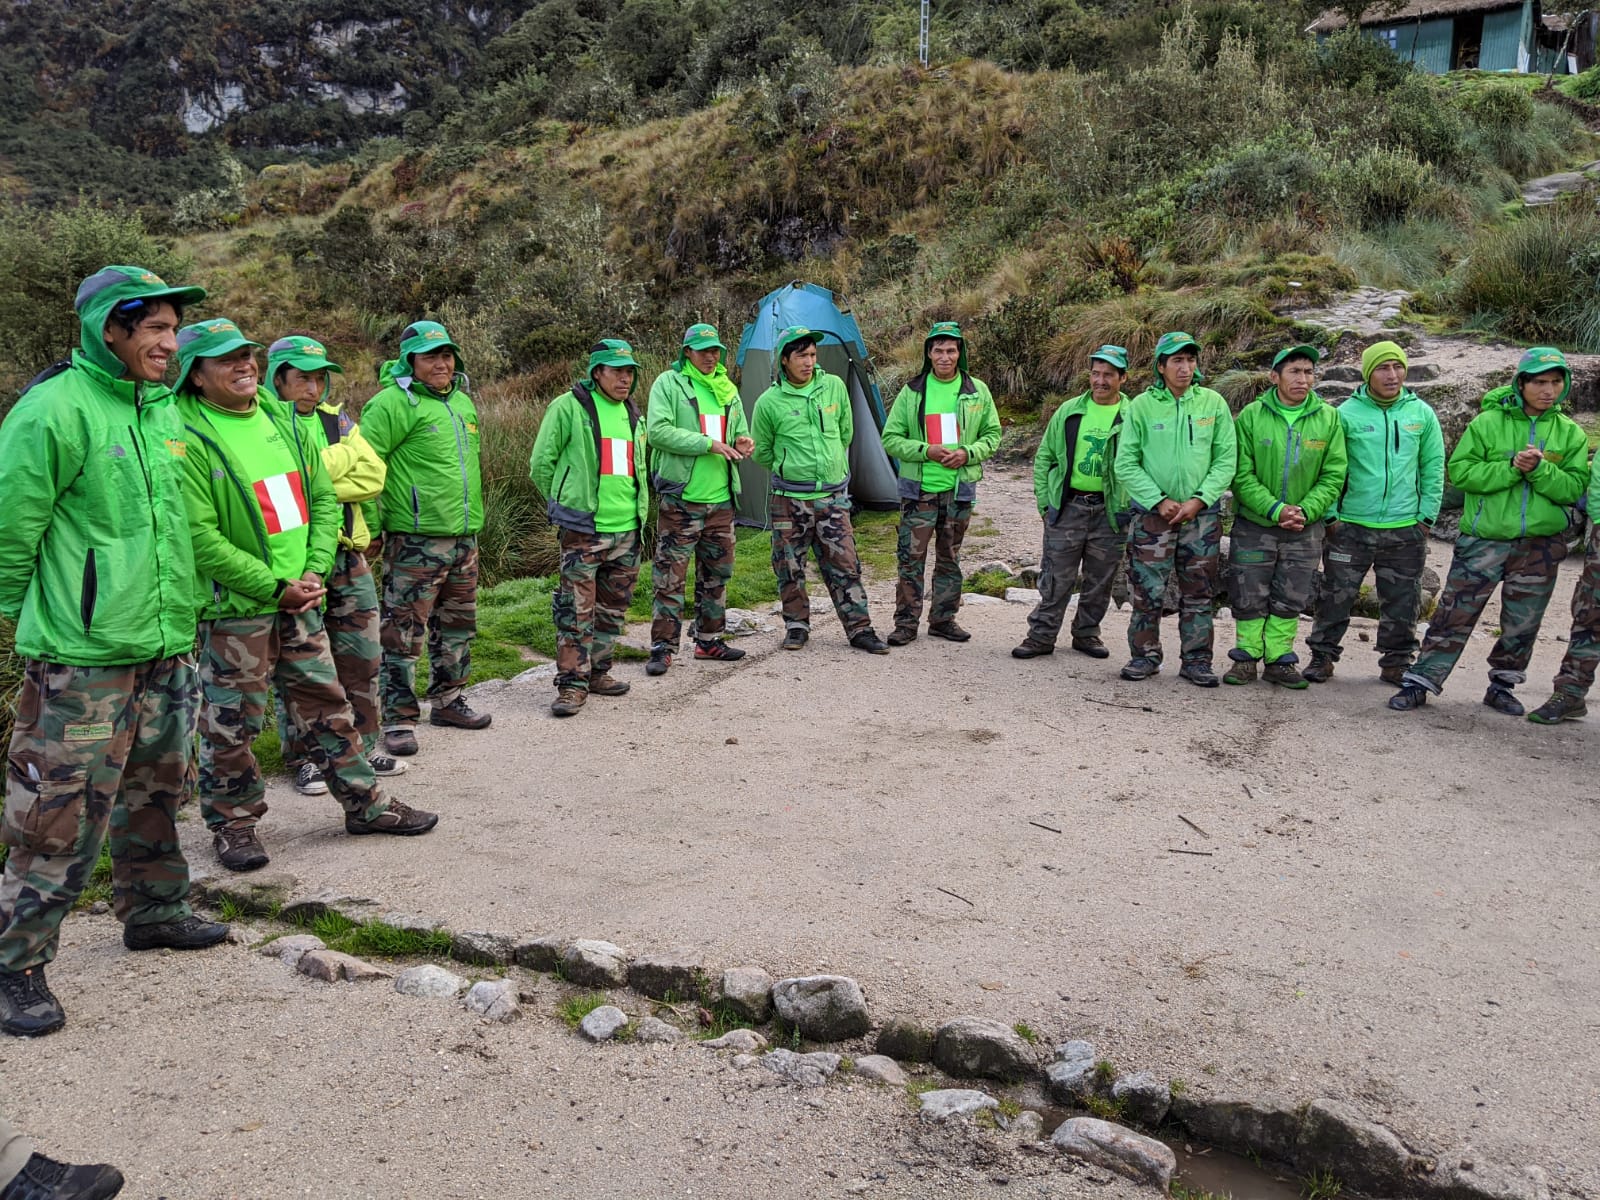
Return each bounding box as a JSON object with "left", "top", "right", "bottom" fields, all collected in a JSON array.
[
  {"left": 1513, "top": 346, "right": 1572, "bottom": 408},
  {"left": 1257, "top": 386, "right": 1328, "bottom": 417},
  {"left": 378, "top": 357, "right": 466, "bottom": 404},
  {"left": 74, "top": 264, "right": 207, "bottom": 380},
  {"left": 1483, "top": 381, "right": 1570, "bottom": 413}
]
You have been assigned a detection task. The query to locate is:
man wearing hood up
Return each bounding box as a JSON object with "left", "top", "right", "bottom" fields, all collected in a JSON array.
[
  {"left": 643, "top": 324, "right": 753, "bottom": 676},
  {"left": 530, "top": 339, "right": 651, "bottom": 717},
  {"left": 1390, "top": 348, "right": 1588, "bottom": 713},
  {"left": 360, "top": 321, "right": 490, "bottom": 755},
  {"left": 880, "top": 321, "right": 1002, "bottom": 646},
  {"left": 0, "top": 266, "right": 228, "bottom": 1040}
]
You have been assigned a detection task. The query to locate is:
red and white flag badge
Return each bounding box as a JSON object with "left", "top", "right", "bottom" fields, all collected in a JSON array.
[
  {"left": 253, "top": 471, "right": 309, "bottom": 535},
  {"left": 700, "top": 413, "right": 726, "bottom": 441},
  {"left": 925, "top": 412, "right": 958, "bottom": 445},
  {"left": 600, "top": 438, "right": 635, "bottom": 477}
]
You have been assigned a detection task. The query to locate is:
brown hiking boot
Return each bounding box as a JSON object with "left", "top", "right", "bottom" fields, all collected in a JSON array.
[
  {"left": 383, "top": 728, "right": 419, "bottom": 756},
  {"left": 1379, "top": 664, "right": 1408, "bottom": 686},
  {"left": 886, "top": 626, "right": 917, "bottom": 647},
  {"left": 589, "top": 673, "right": 631, "bottom": 697},
  {"left": 1301, "top": 654, "right": 1336, "bottom": 684},
  {"left": 345, "top": 800, "right": 439, "bottom": 836},
  {"left": 1263, "top": 660, "right": 1310, "bottom": 690},
  {"left": 1070, "top": 636, "right": 1109, "bottom": 659},
  {"left": 214, "top": 825, "right": 269, "bottom": 872},
  {"left": 1222, "top": 658, "right": 1258, "bottom": 685},
  {"left": 429, "top": 696, "right": 491, "bottom": 729},
  {"left": 551, "top": 686, "right": 586, "bottom": 717},
  {"left": 1011, "top": 640, "right": 1054, "bottom": 659},
  {"left": 927, "top": 621, "right": 971, "bottom": 642}
]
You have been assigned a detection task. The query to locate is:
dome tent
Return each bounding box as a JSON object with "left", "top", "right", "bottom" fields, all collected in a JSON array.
[{"left": 733, "top": 281, "right": 900, "bottom": 527}]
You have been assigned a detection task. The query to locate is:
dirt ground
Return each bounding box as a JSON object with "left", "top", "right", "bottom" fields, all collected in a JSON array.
[{"left": 6, "top": 463, "right": 1597, "bottom": 1200}]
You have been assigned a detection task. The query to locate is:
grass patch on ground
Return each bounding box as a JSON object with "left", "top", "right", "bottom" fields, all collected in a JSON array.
[
  {"left": 286, "top": 909, "right": 454, "bottom": 958},
  {"left": 558, "top": 993, "right": 611, "bottom": 1028}
]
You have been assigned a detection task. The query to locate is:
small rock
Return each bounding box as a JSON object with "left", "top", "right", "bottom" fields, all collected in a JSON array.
[
  {"left": 463, "top": 979, "right": 520, "bottom": 1022},
  {"left": 384, "top": 912, "right": 444, "bottom": 933},
  {"left": 278, "top": 890, "right": 380, "bottom": 926},
  {"left": 1052, "top": 1118, "right": 1175, "bottom": 1187},
  {"left": 1007, "top": 1111, "right": 1045, "bottom": 1141},
  {"left": 512, "top": 935, "right": 565, "bottom": 972},
  {"left": 918, "top": 1089, "right": 999, "bottom": 1121},
  {"left": 511, "top": 663, "right": 556, "bottom": 685},
  {"left": 394, "top": 964, "right": 468, "bottom": 1000},
  {"left": 725, "top": 736, "right": 738, "bottom": 745},
  {"left": 1295, "top": 1098, "right": 1417, "bottom": 1194},
  {"left": 722, "top": 607, "right": 770, "bottom": 636},
  {"left": 1004, "top": 587, "right": 1042, "bottom": 604},
  {"left": 297, "top": 949, "right": 390, "bottom": 983},
  {"left": 195, "top": 872, "right": 299, "bottom": 916},
  {"left": 450, "top": 930, "right": 515, "bottom": 966},
  {"left": 579, "top": 1005, "right": 629, "bottom": 1042},
  {"left": 730, "top": 1053, "right": 758, "bottom": 1070},
  {"left": 633, "top": 1016, "right": 682, "bottom": 1044},
  {"left": 629, "top": 950, "right": 714, "bottom": 1001},
  {"left": 88, "top": 901, "right": 110, "bottom": 915},
  {"left": 1045, "top": 1040, "right": 1098, "bottom": 1103},
  {"left": 702, "top": 1028, "right": 769, "bottom": 1052},
  {"left": 761, "top": 1048, "right": 841, "bottom": 1087},
  {"left": 972, "top": 559, "right": 1016, "bottom": 577},
  {"left": 260, "top": 934, "right": 325, "bottom": 969},
  {"left": 562, "top": 939, "right": 629, "bottom": 989},
  {"left": 932, "top": 1016, "right": 1036, "bottom": 1082},
  {"left": 1435, "top": 1149, "right": 1552, "bottom": 1200},
  {"left": 876, "top": 1018, "right": 936, "bottom": 1063},
  {"left": 960, "top": 593, "right": 1003, "bottom": 605},
  {"left": 720, "top": 967, "right": 774, "bottom": 1023},
  {"left": 851, "top": 1055, "right": 909, "bottom": 1087},
  {"left": 771, "top": 975, "right": 869, "bottom": 1041},
  {"left": 1320, "top": 364, "right": 1363, "bottom": 383},
  {"left": 1110, "top": 1070, "right": 1170, "bottom": 1126}
]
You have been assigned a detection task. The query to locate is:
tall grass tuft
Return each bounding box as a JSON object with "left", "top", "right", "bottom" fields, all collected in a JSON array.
[
  {"left": 1454, "top": 196, "right": 1600, "bottom": 350},
  {"left": 0, "top": 617, "right": 19, "bottom": 765},
  {"left": 473, "top": 375, "right": 560, "bottom": 586}
]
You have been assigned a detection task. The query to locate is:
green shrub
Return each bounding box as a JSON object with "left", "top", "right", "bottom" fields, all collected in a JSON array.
[
  {"left": 1454, "top": 196, "right": 1600, "bottom": 350},
  {"left": 1565, "top": 65, "right": 1600, "bottom": 101},
  {"left": 1186, "top": 142, "right": 1327, "bottom": 221},
  {"left": 1332, "top": 146, "right": 1436, "bottom": 227}
]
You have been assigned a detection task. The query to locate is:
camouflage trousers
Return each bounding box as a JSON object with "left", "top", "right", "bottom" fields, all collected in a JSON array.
[
  {"left": 1027, "top": 497, "right": 1123, "bottom": 646},
  {"left": 1228, "top": 520, "right": 1323, "bottom": 663},
  {"left": 770, "top": 494, "right": 872, "bottom": 638},
  {"left": 555, "top": 528, "right": 641, "bottom": 691},
  {"left": 381, "top": 534, "right": 479, "bottom": 730},
  {"left": 278, "top": 549, "right": 379, "bottom": 763},
  {"left": 1126, "top": 509, "right": 1221, "bottom": 665},
  {"left": 650, "top": 499, "right": 736, "bottom": 650},
  {"left": 0, "top": 656, "right": 196, "bottom": 971},
  {"left": 1307, "top": 521, "right": 1429, "bottom": 669},
  {"left": 1407, "top": 533, "right": 1568, "bottom": 694},
  {"left": 199, "top": 611, "right": 386, "bottom": 829},
  {"left": 894, "top": 491, "right": 972, "bottom": 631},
  {"left": 0, "top": 1117, "right": 28, "bottom": 1189},
  {"left": 1549, "top": 530, "right": 1600, "bottom": 700}
]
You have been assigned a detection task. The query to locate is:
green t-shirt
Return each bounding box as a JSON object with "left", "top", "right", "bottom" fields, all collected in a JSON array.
[
  {"left": 594, "top": 395, "right": 640, "bottom": 533},
  {"left": 205, "top": 400, "right": 312, "bottom": 580},
  {"left": 1069, "top": 399, "right": 1120, "bottom": 493},
  {"left": 922, "top": 375, "right": 961, "bottom": 494},
  {"left": 683, "top": 369, "right": 733, "bottom": 505}
]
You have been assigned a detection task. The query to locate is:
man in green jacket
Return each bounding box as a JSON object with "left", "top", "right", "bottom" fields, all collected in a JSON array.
[
  {"left": 530, "top": 339, "right": 651, "bottom": 717},
  {"left": 0, "top": 265, "right": 228, "bottom": 1040},
  {"left": 1391, "top": 348, "right": 1589, "bottom": 713},
  {"left": 644, "top": 323, "right": 753, "bottom": 676},
  {"left": 1224, "top": 346, "right": 1348, "bottom": 688},
  {"left": 1304, "top": 341, "right": 1445, "bottom": 685},
  {"left": 1529, "top": 448, "right": 1600, "bottom": 724},
  {"left": 880, "top": 321, "right": 1002, "bottom": 646},
  {"left": 175, "top": 320, "right": 438, "bottom": 872},
  {"left": 751, "top": 327, "right": 888, "bottom": 655},
  {"left": 264, "top": 335, "right": 404, "bottom": 795},
  {"left": 1113, "top": 332, "right": 1237, "bottom": 687},
  {"left": 359, "top": 321, "right": 490, "bottom": 756}
]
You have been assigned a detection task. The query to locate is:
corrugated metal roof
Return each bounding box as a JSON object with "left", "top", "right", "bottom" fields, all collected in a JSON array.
[{"left": 1308, "top": 1, "right": 1527, "bottom": 35}]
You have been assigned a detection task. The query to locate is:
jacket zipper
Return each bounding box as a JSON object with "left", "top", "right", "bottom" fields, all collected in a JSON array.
[
  {"left": 80, "top": 548, "right": 98, "bottom": 633},
  {"left": 446, "top": 396, "right": 472, "bottom": 535},
  {"left": 1520, "top": 414, "right": 1539, "bottom": 536},
  {"left": 410, "top": 485, "right": 422, "bottom": 532},
  {"left": 127, "top": 399, "right": 168, "bottom": 653},
  {"left": 555, "top": 467, "right": 570, "bottom": 504},
  {"left": 1383, "top": 407, "right": 1394, "bottom": 521}
]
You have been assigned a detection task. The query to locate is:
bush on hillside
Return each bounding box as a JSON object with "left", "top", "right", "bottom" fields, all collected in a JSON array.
[
  {"left": 1454, "top": 196, "right": 1600, "bottom": 350},
  {"left": 1566, "top": 65, "right": 1600, "bottom": 101}
]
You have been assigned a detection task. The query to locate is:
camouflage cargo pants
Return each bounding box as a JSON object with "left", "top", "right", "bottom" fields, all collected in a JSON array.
[
  {"left": 1406, "top": 533, "right": 1568, "bottom": 694},
  {"left": 278, "top": 548, "right": 380, "bottom": 762},
  {"left": 0, "top": 656, "right": 197, "bottom": 971},
  {"left": 555, "top": 529, "right": 641, "bottom": 691},
  {"left": 1126, "top": 509, "right": 1221, "bottom": 665},
  {"left": 199, "top": 611, "right": 387, "bottom": 830},
  {"left": 1550, "top": 530, "right": 1600, "bottom": 700},
  {"left": 381, "top": 533, "right": 479, "bottom": 731},
  {"left": 650, "top": 499, "right": 735, "bottom": 650},
  {"left": 770, "top": 494, "right": 872, "bottom": 638},
  {"left": 1228, "top": 520, "right": 1323, "bottom": 662},
  {"left": 1307, "top": 521, "right": 1429, "bottom": 669},
  {"left": 1027, "top": 497, "right": 1123, "bottom": 646},
  {"left": 0, "top": 1117, "right": 28, "bottom": 1190},
  {"left": 893, "top": 491, "right": 972, "bottom": 631}
]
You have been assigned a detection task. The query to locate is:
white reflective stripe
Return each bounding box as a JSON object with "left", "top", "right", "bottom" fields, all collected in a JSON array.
[
  {"left": 601, "top": 438, "right": 634, "bottom": 476},
  {"left": 700, "top": 413, "right": 726, "bottom": 441},
  {"left": 925, "top": 412, "right": 958, "bottom": 445}
]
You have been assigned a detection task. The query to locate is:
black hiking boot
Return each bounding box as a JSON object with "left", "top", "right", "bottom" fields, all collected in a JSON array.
[
  {"left": 1178, "top": 661, "right": 1220, "bottom": 688},
  {"left": 1301, "top": 653, "right": 1336, "bottom": 684},
  {"left": 1483, "top": 685, "right": 1524, "bottom": 717},
  {"left": 1119, "top": 657, "right": 1159, "bottom": 681},
  {"left": 646, "top": 646, "right": 673, "bottom": 676},
  {"left": 1070, "top": 636, "right": 1109, "bottom": 659},
  {"left": 1012, "top": 640, "right": 1054, "bottom": 659},
  {"left": 1528, "top": 694, "right": 1587, "bottom": 724},
  {"left": 123, "top": 914, "right": 230, "bottom": 952},
  {"left": 782, "top": 628, "right": 809, "bottom": 651},
  {"left": 1263, "top": 660, "right": 1310, "bottom": 690},
  {"left": 1388, "top": 683, "right": 1429, "bottom": 711},
  {"left": 0, "top": 966, "right": 65, "bottom": 1038},
  {"left": 694, "top": 639, "right": 746, "bottom": 662},
  {"left": 927, "top": 621, "right": 971, "bottom": 642},
  {"left": 0, "top": 1152, "right": 124, "bottom": 1199},
  {"left": 849, "top": 631, "right": 891, "bottom": 655}
]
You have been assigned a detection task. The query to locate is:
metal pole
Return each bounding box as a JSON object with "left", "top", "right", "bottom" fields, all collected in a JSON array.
[{"left": 919, "top": 0, "right": 930, "bottom": 66}]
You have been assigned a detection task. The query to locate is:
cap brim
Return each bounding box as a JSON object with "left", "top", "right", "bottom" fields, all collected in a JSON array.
[
  {"left": 1090, "top": 354, "right": 1128, "bottom": 371},
  {"left": 139, "top": 284, "right": 208, "bottom": 308},
  {"left": 684, "top": 338, "right": 726, "bottom": 352},
  {"left": 1273, "top": 345, "right": 1321, "bottom": 369},
  {"left": 279, "top": 355, "right": 343, "bottom": 374}
]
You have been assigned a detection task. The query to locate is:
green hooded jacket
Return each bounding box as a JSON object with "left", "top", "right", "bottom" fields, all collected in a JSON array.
[
  {"left": 0, "top": 303, "right": 197, "bottom": 665},
  {"left": 529, "top": 383, "right": 650, "bottom": 534},
  {"left": 1113, "top": 383, "right": 1238, "bottom": 513},
  {"left": 1231, "top": 389, "right": 1348, "bottom": 527},
  {"left": 1329, "top": 386, "right": 1445, "bottom": 529},
  {"left": 1450, "top": 384, "right": 1589, "bottom": 540},
  {"left": 358, "top": 360, "right": 484, "bottom": 537},
  {"left": 880, "top": 370, "right": 1002, "bottom": 501},
  {"left": 751, "top": 366, "right": 854, "bottom": 500},
  {"left": 645, "top": 361, "right": 749, "bottom": 502},
  {"left": 1031, "top": 390, "right": 1130, "bottom": 528}
]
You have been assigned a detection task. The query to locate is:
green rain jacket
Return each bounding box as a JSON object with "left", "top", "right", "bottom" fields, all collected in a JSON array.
[
  {"left": 1231, "top": 389, "right": 1348, "bottom": 528},
  {"left": 1031, "top": 390, "right": 1130, "bottom": 527},
  {"left": 751, "top": 366, "right": 854, "bottom": 500},
  {"left": 177, "top": 389, "right": 340, "bottom": 619},
  {"left": 1450, "top": 384, "right": 1589, "bottom": 540},
  {"left": 1329, "top": 386, "right": 1445, "bottom": 529},
  {"left": 0, "top": 309, "right": 197, "bottom": 665},
  {"left": 1113, "top": 383, "right": 1237, "bottom": 513},
  {"left": 359, "top": 360, "right": 484, "bottom": 537},
  {"left": 529, "top": 383, "right": 650, "bottom": 534},
  {"left": 880, "top": 370, "right": 1003, "bottom": 501},
  {"left": 645, "top": 363, "right": 749, "bottom": 502}
]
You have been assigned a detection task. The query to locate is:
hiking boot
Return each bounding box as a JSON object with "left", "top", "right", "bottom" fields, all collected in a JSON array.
[
  {"left": 1301, "top": 654, "right": 1336, "bottom": 684},
  {"left": 383, "top": 729, "right": 419, "bottom": 757},
  {"left": 1388, "top": 684, "right": 1429, "bottom": 711},
  {"left": 293, "top": 762, "right": 328, "bottom": 796},
  {"left": 551, "top": 687, "right": 586, "bottom": 717},
  {"left": 927, "top": 621, "right": 971, "bottom": 642},
  {"left": 849, "top": 631, "right": 891, "bottom": 655},
  {"left": 1011, "top": 640, "right": 1054, "bottom": 659},
  {"left": 694, "top": 639, "right": 746, "bottom": 662},
  {"left": 589, "top": 672, "right": 630, "bottom": 697},
  {"left": 1070, "top": 636, "right": 1109, "bottom": 659},
  {"left": 213, "top": 825, "right": 269, "bottom": 872},
  {"left": 1222, "top": 658, "right": 1258, "bottom": 686},
  {"left": 1178, "top": 661, "right": 1220, "bottom": 688},
  {"left": 782, "top": 627, "right": 809, "bottom": 651},
  {"left": 646, "top": 646, "right": 673, "bottom": 676},
  {"left": 0, "top": 1152, "right": 124, "bottom": 1199},
  {"left": 1483, "top": 685, "right": 1524, "bottom": 717},
  {"left": 123, "top": 914, "right": 230, "bottom": 952},
  {"left": 1379, "top": 664, "right": 1408, "bottom": 686},
  {"left": 887, "top": 626, "right": 918, "bottom": 647},
  {"left": 1528, "top": 694, "right": 1588, "bottom": 725},
  {"left": 1119, "top": 657, "right": 1159, "bottom": 681},
  {"left": 345, "top": 800, "right": 439, "bottom": 837},
  {"left": 430, "top": 696, "right": 491, "bottom": 729},
  {"left": 367, "top": 751, "right": 407, "bottom": 778},
  {"left": 1263, "top": 661, "right": 1310, "bottom": 690},
  {"left": 0, "top": 966, "right": 65, "bottom": 1038}
]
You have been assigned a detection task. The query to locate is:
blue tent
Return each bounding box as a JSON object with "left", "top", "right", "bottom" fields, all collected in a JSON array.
[{"left": 733, "top": 281, "right": 899, "bottom": 525}]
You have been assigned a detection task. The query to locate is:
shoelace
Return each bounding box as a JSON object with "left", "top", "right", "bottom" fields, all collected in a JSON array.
[
  {"left": 1, "top": 969, "right": 51, "bottom": 1011},
  {"left": 22, "top": 1155, "right": 69, "bottom": 1185}
]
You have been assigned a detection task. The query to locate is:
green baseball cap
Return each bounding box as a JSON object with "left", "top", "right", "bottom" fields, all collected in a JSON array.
[
  {"left": 682, "top": 323, "right": 726, "bottom": 352},
  {"left": 587, "top": 338, "right": 641, "bottom": 375},
  {"left": 1089, "top": 344, "right": 1129, "bottom": 372},
  {"left": 398, "top": 320, "right": 462, "bottom": 368},
  {"left": 775, "top": 325, "right": 818, "bottom": 360},
  {"left": 1271, "top": 344, "right": 1321, "bottom": 372},
  {"left": 176, "top": 318, "right": 262, "bottom": 390},
  {"left": 1153, "top": 331, "right": 1201, "bottom": 363},
  {"left": 75, "top": 264, "right": 207, "bottom": 321},
  {"left": 267, "top": 335, "right": 343, "bottom": 378},
  {"left": 1515, "top": 346, "right": 1571, "bottom": 404}
]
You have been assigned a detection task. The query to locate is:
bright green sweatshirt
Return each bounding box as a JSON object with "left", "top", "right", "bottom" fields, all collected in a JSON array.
[
  {"left": 1031, "top": 390, "right": 1130, "bottom": 524},
  {"left": 646, "top": 363, "right": 749, "bottom": 503},
  {"left": 529, "top": 383, "right": 650, "bottom": 534},
  {"left": 880, "top": 370, "right": 1003, "bottom": 500},
  {"left": 751, "top": 367, "right": 853, "bottom": 500},
  {"left": 1451, "top": 385, "right": 1589, "bottom": 539},
  {"left": 1231, "top": 389, "right": 1348, "bottom": 527},
  {"left": 359, "top": 360, "right": 484, "bottom": 537},
  {"left": 1113, "top": 383, "right": 1237, "bottom": 512},
  {"left": 1330, "top": 386, "right": 1445, "bottom": 529}
]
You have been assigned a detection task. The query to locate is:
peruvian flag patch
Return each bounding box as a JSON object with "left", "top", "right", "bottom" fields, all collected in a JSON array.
[
  {"left": 600, "top": 437, "right": 634, "bottom": 477},
  {"left": 925, "top": 412, "right": 958, "bottom": 446},
  {"left": 699, "top": 413, "right": 726, "bottom": 441},
  {"left": 253, "top": 471, "right": 309, "bottom": 535}
]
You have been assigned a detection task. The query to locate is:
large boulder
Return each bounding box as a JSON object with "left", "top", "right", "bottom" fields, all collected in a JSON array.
[
  {"left": 931, "top": 1017, "right": 1036, "bottom": 1082},
  {"left": 1051, "top": 1117, "right": 1176, "bottom": 1188},
  {"left": 771, "top": 975, "right": 869, "bottom": 1041}
]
